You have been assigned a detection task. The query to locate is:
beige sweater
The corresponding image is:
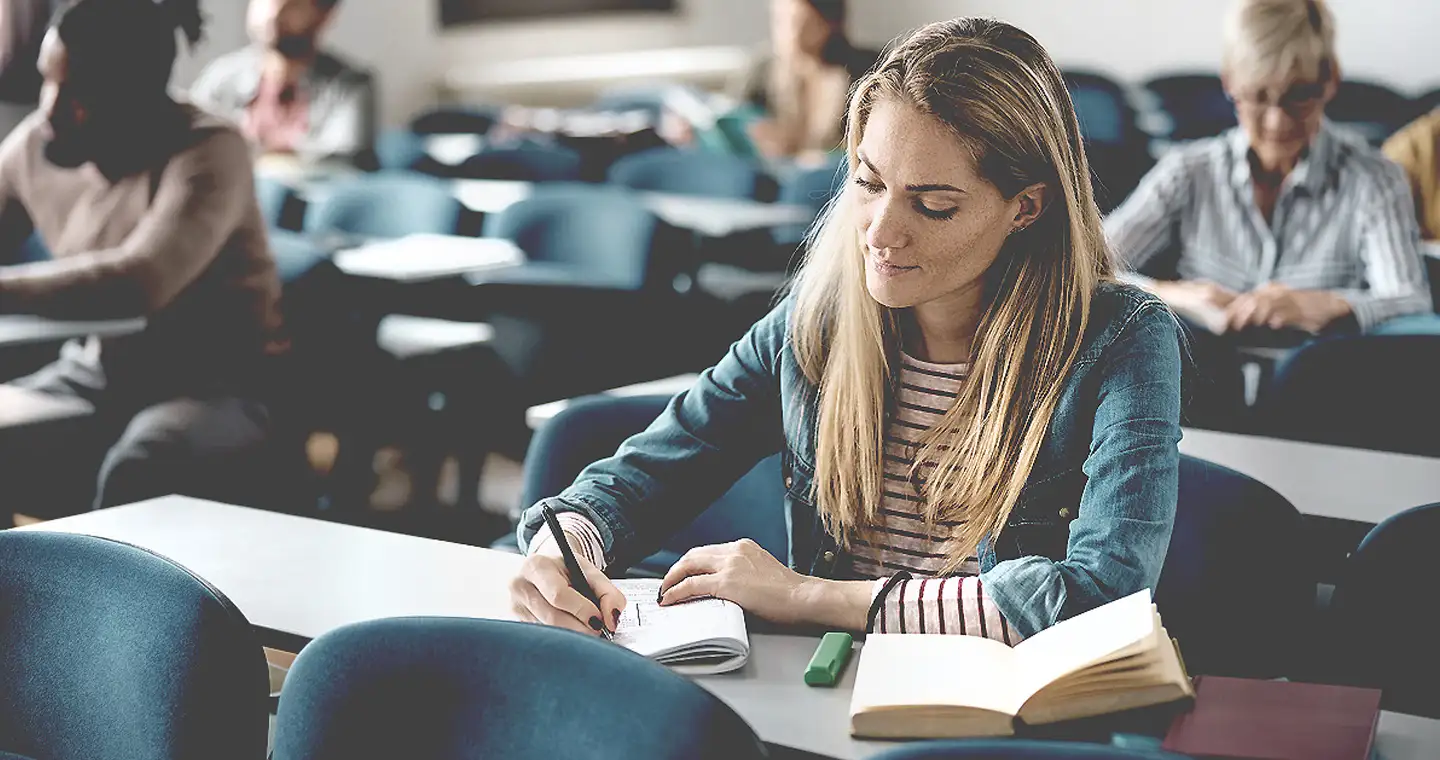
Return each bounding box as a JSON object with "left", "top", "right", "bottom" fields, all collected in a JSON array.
[{"left": 0, "top": 104, "right": 284, "bottom": 387}]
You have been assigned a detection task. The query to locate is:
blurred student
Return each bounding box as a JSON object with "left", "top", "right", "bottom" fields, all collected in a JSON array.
[
  {"left": 0, "top": 0, "right": 284, "bottom": 511},
  {"left": 1105, "top": 0, "right": 1429, "bottom": 426},
  {"left": 1384, "top": 107, "right": 1440, "bottom": 242},
  {"left": 512, "top": 19, "right": 1183, "bottom": 645},
  {"left": 734, "top": 0, "right": 876, "bottom": 163},
  {"left": 0, "top": 0, "right": 58, "bottom": 137},
  {"left": 190, "top": 0, "right": 374, "bottom": 169}
]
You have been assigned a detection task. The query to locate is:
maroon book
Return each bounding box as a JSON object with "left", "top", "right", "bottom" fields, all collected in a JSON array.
[{"left": 1162, "top": 676, "right": 1381, "bottom": 760}]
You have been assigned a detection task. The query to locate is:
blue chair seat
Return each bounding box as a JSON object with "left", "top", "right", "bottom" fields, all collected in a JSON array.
[
  {"left": 1325, "top": 502, "right": 1440, "bottom": 717},
  {"left": 869, "top": 739, "right": 1186, "bottom": 759},
  {"left": 305, "top": 172, "right": 465, "bottom": 239},
  {"left": 607, "top": 147, "right": 771, "bottom": 200},
  {"left": 0, "top": 531, "right": 268, "bottom": 760}
]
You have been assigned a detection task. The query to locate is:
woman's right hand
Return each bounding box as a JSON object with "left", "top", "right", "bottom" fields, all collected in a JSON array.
[{"left": 509, "top": 549, "right": 628, "bottom": 637}]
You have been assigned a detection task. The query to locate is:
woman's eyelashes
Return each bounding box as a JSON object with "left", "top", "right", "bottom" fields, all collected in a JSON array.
[{"left": 852, "top": 176, "right": 960, "bottom": 221}]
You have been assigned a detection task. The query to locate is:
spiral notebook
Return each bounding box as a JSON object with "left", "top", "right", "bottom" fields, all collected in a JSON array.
[{"left": 611, "top": 579, "right": 749, "bottom": 675}]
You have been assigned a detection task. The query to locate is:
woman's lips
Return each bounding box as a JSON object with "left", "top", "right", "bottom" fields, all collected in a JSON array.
[{"left": 869, "top": 257, "right": 919, "bottom": 277}]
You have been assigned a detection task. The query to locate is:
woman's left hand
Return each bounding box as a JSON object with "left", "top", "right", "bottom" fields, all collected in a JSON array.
[{"left": 658, "top": 539, "right": 815, "bottom": 625}]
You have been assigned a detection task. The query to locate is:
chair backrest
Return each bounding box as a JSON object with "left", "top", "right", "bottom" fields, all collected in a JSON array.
[
  {"left": 868, "top": 739, "right": 1186, "bottom": 759},
  {"left": 1154, "top": 455, "right": 1310, "bottom": 679},
  {"left": 519, "top": 394, "right": 788, "bottom": 575},
  {"left": 305, "top": 171, "right": 464, "bottom": 238},
  {"left": 1254, "top": 335, "right": 1440, "bottom": 457},
  {"left": 1141, "top": 73, "right": 1237, "bottom": 141},
  {"left": 774, "top": 158, "right": 844, "bottom": 245},
  {"left": 1063, "top": 71, "right": 1141, "bottom": 147},
  {"left": 374, "top": 129, "right": 430, "bottom": 172},
  {"left": 483, "top": 185, "right": 659, "bottom": 289},
  {"left": 457, "top": 144, "right": 583, "bottom": 182},
  {"left": 1326, "top": 502, "right": 1440, "bottom": 717},
  {"left": 268, "top": 228, "right": 333, "bottom": 285},
  {"left": 0, "top": 531, "right": 269, "bottom": 760},
  {"left": 1326, "top": 80, "right": 1418, "bottom": 145},
  {"left": 409, "top": 107, "right": 498, "bottom": 136},
  {"left": 271, "top": 617, "right": 767, "bottom": 760},
  {"left": 255, "top": 175, "right": 306, "bottom": 231},
  {"left": 607, "top": 148, "right": 766, "bottom": 199}
]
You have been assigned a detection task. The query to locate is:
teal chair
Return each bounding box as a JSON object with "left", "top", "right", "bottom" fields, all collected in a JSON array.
[
  {"left": 774, "top": 157, "right": 845, "bottom": 245},
  {"left": 374, "top": 130, "right": 432, "bottom": 172},
  {"left": 1325, "top": 502, "right": 1440, "bottom": 717},
  {"left": 483, "top": 184, "right": 659, "bottom": 289},
  {"left": 255, "top": 176, "right": 303, "bottom": 230},
  {"left": 271, "top": 618, "right": 766, "bottom": 760},
  {"left": 458, "top": 143, "right": 583, "bottom": 182},
  {"left": 869, "top": 740, "right": 1186, "bottom": 759},
  {"left": 0, "top": 531, "right": 269, "bottom": 760},
  {"left": 305, "top": 172, "right": 464, "bottom": 238},
  {"left": 607, "top": 147, "right": 772, "bottom": 200}
]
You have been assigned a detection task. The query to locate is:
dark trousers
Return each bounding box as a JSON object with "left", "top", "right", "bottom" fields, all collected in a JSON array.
[{"left": 3, "top": 339, "right": 271, "bottom": 515}]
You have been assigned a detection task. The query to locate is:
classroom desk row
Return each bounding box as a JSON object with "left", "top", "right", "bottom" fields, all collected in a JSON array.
[
  {"left": 284, "top": 172, "right": 817, "bottom": 240},
  {"left": 18, "top": 496, "right": 1440, "bottom": 760},
  {"left": 524, "top": 373, "right": 1440, "bottom": 529}
]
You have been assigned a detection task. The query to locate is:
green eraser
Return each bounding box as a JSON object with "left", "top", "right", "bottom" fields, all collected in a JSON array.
[{"left": 804, "top": 631, "right": 854, "bottom": 687}]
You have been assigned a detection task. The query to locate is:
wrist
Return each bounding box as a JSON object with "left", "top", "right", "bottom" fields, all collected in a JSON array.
[{"left": 790, "top": 577, "right": 872, "bottom": 631}]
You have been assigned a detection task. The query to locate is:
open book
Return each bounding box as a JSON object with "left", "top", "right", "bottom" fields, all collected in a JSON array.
[
  {"left": 850, "top": 589, "right": 1193, "bottom": 739},
  {"left": 611, "top": 579, "right": 749, "bottom": 675}
]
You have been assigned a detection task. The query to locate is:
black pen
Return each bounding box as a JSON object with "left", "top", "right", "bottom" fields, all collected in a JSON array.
[{"left": 541, "top": 504, "right": 613, "bottom": 641}]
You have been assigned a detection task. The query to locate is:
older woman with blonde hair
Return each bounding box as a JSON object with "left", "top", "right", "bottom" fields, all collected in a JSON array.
[
  {"left": 1106, "top": 0, "right": 1429, "bottom": 426},
  {"left": 510, "top": 17, "right": 1183, "bottom": 644}
]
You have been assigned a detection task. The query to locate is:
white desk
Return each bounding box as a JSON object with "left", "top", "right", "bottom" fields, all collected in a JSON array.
[
  {"left": 0, "top": 385, "right": 93, "bottom": 430},
  {"left": 1178, "top": 429, "right": 1440, "bottom": 525},
  {"left": 18, "top": 496, "right": 1439, "bottom": 760},
  {"left": 452, "top": 180, "right": 814, "bottom": 238},
  {"left": 524, "top": 377, "right": 1440, "bottom": 526},
  {"left": 0, "top": 315, "right": 145, "bottom": 348},
  {"left": 21, "top": 498, "right": 524, "bottom": 641}
]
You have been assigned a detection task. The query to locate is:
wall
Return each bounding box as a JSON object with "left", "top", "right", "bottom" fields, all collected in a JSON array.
[
  {"left": 176, "top": 0, "right": 1440, "bottom": 128},
  {"left": 846, "top": 0, "right": 1440, "bottom": 93}
]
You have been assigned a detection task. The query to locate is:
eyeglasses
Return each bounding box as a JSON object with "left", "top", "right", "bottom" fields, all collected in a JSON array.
[{"left": 1227, "top": 82, "right": 1328, "bottom": 117}]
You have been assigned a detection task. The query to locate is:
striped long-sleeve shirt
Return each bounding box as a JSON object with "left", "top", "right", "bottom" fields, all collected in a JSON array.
[
  {"left": 853, "top": 355, "right": 1019, "bottom": 645},
  {"left": 527, "top": 354, "right": 1022, "bottom": 646},
  {"left": 1104, "top": 122, "right": 1431, "bottom": 332}
]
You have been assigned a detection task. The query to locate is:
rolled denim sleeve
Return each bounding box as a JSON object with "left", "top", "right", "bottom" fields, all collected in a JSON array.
[
  {"left": 981, "top": 301, "right": 1183, "bottom": 639},
  {"left": 517, "top": 299, "right": 790, "bottom": 567}
]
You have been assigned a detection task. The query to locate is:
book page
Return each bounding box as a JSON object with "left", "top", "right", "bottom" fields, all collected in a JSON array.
[
  {"left": 1010, "top": 590, "right": 1158, "bottom": 702},
  {"left": 610, "top": 579, "right": 747, "bottom": 662},
  {"left": 851, "top": 634, "right": 1027, "bottom": 717}
]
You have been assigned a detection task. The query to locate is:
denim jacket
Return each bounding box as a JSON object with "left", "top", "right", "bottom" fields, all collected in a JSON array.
[{"left": 519, "top": 282, "right": 1184, "bottom": 639}]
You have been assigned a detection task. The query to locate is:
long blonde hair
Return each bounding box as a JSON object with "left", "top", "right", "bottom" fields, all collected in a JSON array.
[{"left": 789, "top": 17, "right": 1114, "bottom": 570}]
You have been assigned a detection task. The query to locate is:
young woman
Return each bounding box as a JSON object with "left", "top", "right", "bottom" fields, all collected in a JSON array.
[{"left": 510, "top": 17, "right": 1184, "bottom": 644}]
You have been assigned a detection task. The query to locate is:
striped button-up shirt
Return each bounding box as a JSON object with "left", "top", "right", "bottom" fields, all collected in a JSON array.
[{"left": 1105, "top": 122, "right": 1431, "bottom": 331}]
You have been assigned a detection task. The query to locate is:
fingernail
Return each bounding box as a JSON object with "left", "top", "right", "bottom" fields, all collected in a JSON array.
[
  {"left": 656, "top": 588, "right": 664, "bottom": 604},
  {"left": 589, "top": 616, "right": 603, "bottom": 631}
]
